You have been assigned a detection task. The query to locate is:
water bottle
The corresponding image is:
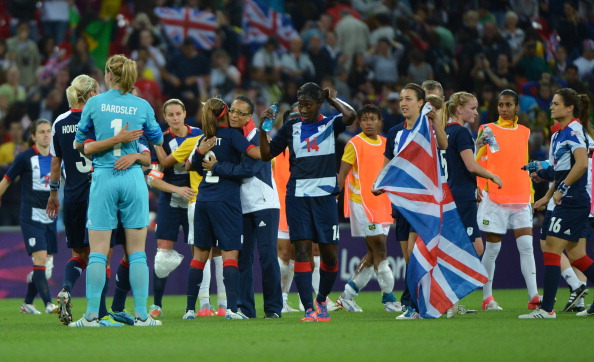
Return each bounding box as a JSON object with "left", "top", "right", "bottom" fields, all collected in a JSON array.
[
  {"left": 482, "top": 125, "right": 500, "bottom": 153},
  {"left": 521, "top": 160, "right": 550, "bottom": 173},
  {"left": 262, "top": 102, "right": 279, "bottom": 132}
]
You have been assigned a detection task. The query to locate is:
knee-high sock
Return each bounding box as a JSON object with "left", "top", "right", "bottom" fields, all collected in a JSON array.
[
  {"left": 213, "top": 256, "right": 227, "bottom": 309},
  {"left": 186, "top": 259, "right": 205, "bottom": 312},
  {"left": 516, "top": 235, "right": 538, "bottom": 298},
  {"left": 571, "top": 255, "right": 594, "bottom": 284},
  {"left": 223, "top": 259, "right": 239, "bottom": 312},
  {"left": 24, "top": 271, "right": 37, "bottom": 304},
  {"left": 542, "top": 252, "right": 561, "bottom": 312},
  {"left": 312, "top": 256, "right": 320, "bottom": 295},
  {"left": 128, "top": 251, "right": 149, "bottom": 320},
  {"left": 153, "top": 270, "right": 167, "bottom": 308},
  {"left": 198, "top": 259, "right": 211, "bottom": 309},
  {"left": 561, "top": 266, "right": 582, "bottom": 291},
  {"left": 62, "top": 257, "right": 87, "bottom": 293},
  {"left": 316, "top": 260, "right": 338, "bottom": 305},
  {"left": 32, "top": 266, "right": 51, "bottom": 305},
  {"left": 85, "top": 253, "right": 107, "bottom": 320},
  {"left": 482, "top": 242, "right": 501, "bottom": 299},
  {"left": 99, "top": 267, "right": 110, "bottom": 318},
  {"left": 294, "top": 261, "right": 313, "bottom": 311},
  {"left": 111, "top": 260, "right": 130, "bottom": 312},
  {"left": 342, "top": 266, "right": 373, "bottom": 299}
]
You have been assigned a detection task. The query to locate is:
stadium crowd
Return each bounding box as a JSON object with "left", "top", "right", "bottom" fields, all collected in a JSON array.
[{"left": 1, "top": 0, "right": 594, "bottom": 323}]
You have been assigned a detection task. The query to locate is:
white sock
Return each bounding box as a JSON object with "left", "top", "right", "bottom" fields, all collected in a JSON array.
[
  {"left": 312, "top": 256, "right": 320, "bottom": 295},
  {"left": 342, "top": 266, "right": 374, "bottom": 299},
  {"left": 377, "top": 260, "right": 395, "bottom": 294},
  {"left": 198, "top": 259, "right": 211, "bottom": 309},
  {"left": 279, "top": 257, "right": 290, "bottom": 293},
  {"left": 282, "top": 292, "right": 288, "bottom": 303},
  {"left": 287, "top": 260, "right": 295, "bottom": 293},
  {"left": 561, "top": 267, "right": 581, "bottom": 291},
  {"left": 516, "top": 235, "right": 538, "bottom": 298},
  {"left": 213, "top": 256, "right": 226, "bottom": 309},
  {"left": 482, "top": 242, "right": 501, "bottom": 300}
]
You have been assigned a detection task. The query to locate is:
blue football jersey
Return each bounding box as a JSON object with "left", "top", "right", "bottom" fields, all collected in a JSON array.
[
  {"left": 75, "top": 89, "right": 163, "bottom": 169},
  {"left": 50, "top": 109, "right": 92, "bottom": 203},
  {"left": 192, "top": 126, "right": 254, "bottom": 202},
  {"left": 5, "top": 146, "right": 54, "bottom": 224},
  {"left": 552, "top": 120, "right": 589, "bottom": 205},
  {"left": 269, "top": 114, "right": 343, "bottom": 197},
  {"left": 444, "top": 122, "right": 477, "bottom": 202}
]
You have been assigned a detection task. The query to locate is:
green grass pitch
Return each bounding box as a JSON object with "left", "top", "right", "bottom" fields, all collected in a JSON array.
[{"left": 1, "top": 289, "right": 593, "bottom": 361}]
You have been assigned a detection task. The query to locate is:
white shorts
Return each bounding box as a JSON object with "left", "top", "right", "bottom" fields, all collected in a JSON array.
[
  {"left": 477, "top": 191, "right": 532, "bottom": 234},
  {"left": 187, "top": 202, "right": 195, "bottom": 245},
  {"left": 277, "top": 229, "right": 290, "bottom": 239},
  {"left": 349, "top": 200, "right": 391, "bottom": 237}
]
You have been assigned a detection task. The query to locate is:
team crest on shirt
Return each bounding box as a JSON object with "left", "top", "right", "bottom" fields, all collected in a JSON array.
[
  {"left": 467, "top": 227, "right": 473, "bottom": 236},
  {"left": 368, "top": 225, "right": 376, "bottom": 231},
  {"left": 29, "top": 238, "right": 36, "bottom": 247},
  {"left": 482, "top": 220, "right": 489, "bottom": 225}
]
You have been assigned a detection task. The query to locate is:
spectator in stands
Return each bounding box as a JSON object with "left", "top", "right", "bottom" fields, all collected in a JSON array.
[
  {"left": 370, "top": 12, "right": 395, "bottom": 45},
  {"left": 6, "top": 21, "right": 40, "bottom": 88},
  {"left": 0, "top": 120, "right": 27, "bottom": 168},
  {"left": 163, "top": 37, "right": 210, "bottom": 108},
  {"left": 69, "top": 36, "right": 96, "bottom": 80},
  {"left": 514, "top": 39, "right": 551, "bottom": 82},
  {"left": 209, "top": 49, "right": 241, "bottom": 104},
  {"left": 573, "top": 39, "right": 594, "bottom": 82},
  {"left": 308, "top": 34, "right": 333, "bottom": 85},
  {"left": 348, "top": 52, "right": 373, "bottom": 93},
  {"left": 551, "top": 45, "right": 569, "bottom": 77},
  {"left": 481, "top": 21, "right": 511, "bottom": 64},
  {"left": 407, "top": 48, "right": 433, "bottom": 85},
  {"left": 134, "top": 55, "right": 164, "bottom": 119},
  {"left": 366, "top": 38, "right": 404, "bottom": 85},
  {"left": 131, "top": 29, "right": 166, "bottom": 86},
  {"left": 335, "top": 9, "right": 370, "bottom": 68},
  {"left": 557, "top": 2, "right": 590, "bottom": 60},
  {"left": 280, "top": 37, "right": 315, "bottom": 84},
  {"left": 483, "top": 52, "right": 515, "bottom": 91},
  {"left": 251, "top": 36, "right": 282, "bottom": 104},
  {"left": 501, "top": 11, "right": 525, "bottom": 53},
  {"left": 562, "top": 64, "right": 588, "bottom": 94},
  {"left": 0, "top": 66, "right": 26, "bottom": 108},
  {"left": 122, "top": 12, "right": 163, "bottom": 54},
  {"left": 41, "top": 0, "right": 70, "bottom": 44}
]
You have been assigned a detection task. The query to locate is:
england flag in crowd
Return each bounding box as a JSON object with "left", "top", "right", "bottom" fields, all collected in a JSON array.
[
  {"left": 374, "top": 103, "right": 488, "bottom": 318},
  {"left": 154, "top": 7, "right": 217, "bottom": 50},
  {"left": 243, "top": 0, "right": 299, "bottom": 49}
]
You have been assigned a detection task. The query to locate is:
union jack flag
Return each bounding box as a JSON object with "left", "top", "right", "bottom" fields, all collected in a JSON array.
[
  {"left": 374, "top": 103, "right": 488, "bottom": 318},
  {"left": 242, "top": 0, "right": 299, "bottom": 49},
  {"left": 154, "top": 7, "right": 217, "bottom": 50}
]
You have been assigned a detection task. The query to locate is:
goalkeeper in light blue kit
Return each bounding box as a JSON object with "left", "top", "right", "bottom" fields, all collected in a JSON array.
[{"left": 70, "top": 54, "right": 164, "bottom": 327}]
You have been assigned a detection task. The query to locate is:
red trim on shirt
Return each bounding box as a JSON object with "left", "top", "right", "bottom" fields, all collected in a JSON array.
[
  {"left": 3, "top": 174, "right": 11, "bottom": 182},
  {"left": 32, "top": 145, "right": 40, "bottom": 154},
  {"left": 167, "top": 125, "right": 191, "bottom": 138},
  {"left": 446, "top": 121, "right": 463, "bottom": 127},
  {"left": 301, "top": 114, "right": 324, "bottom": 123},
  {"left": 246, "top": 144, "right": 256, "bottom": 152},
  {"left": 83, "top": 139, "right": 95, "bottom": 145},
  {"left": 70, "top": 108, "right": 83, "bottom": 113},
  {"left": 243, "top": 119, "right": 256, "bottom": 138},
  {"left": 562, "top": 119, "right": 580, "bottom": 130}
]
